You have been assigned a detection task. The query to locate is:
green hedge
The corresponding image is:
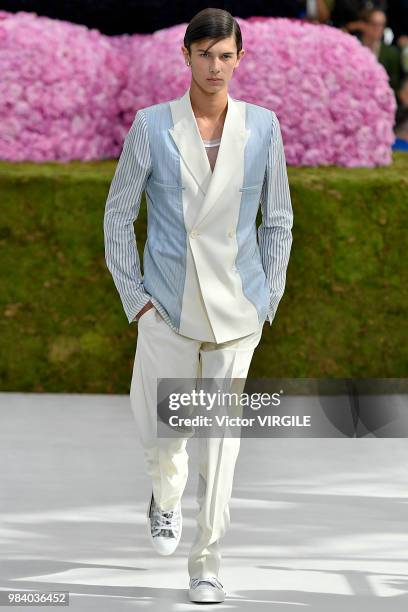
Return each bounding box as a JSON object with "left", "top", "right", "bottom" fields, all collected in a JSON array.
[{"left": 0, "top": 154, "right": 407, "bottom": 392}]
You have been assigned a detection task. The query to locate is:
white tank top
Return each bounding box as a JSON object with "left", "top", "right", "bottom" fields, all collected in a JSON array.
[{"left": 202, "top": 137, "right": 221, "bottom": 172}]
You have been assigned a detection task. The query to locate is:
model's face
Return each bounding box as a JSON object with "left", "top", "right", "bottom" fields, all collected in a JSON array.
[{"left": 182, "top": 35, "right": 244, "bottom": 93}]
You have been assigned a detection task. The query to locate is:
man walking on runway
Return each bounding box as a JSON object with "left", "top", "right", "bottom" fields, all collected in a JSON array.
[{"left": 104, "top": 7, "right": 293, "bottom": 604}]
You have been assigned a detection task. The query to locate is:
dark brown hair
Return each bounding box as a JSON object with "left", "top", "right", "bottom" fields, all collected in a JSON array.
[{"left": 184, "top": 8, "right": 242, "bottom": 56}]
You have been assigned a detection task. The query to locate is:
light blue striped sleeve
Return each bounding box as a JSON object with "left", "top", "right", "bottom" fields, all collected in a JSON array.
[
  {"left": 258, "top": 111, "right": 294, "bottom": 326},
  {"left": 103, "top": 110, "right": 153, "bottom": 324}
]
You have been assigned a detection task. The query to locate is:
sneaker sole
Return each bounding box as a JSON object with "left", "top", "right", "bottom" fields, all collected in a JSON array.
[{"left": 188, "top": 587, "right": 226, "bottom": 603}]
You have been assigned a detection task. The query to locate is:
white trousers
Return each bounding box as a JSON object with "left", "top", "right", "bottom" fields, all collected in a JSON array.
[{"left": 129, "top": 306, "right": 263, "bottom": 579}]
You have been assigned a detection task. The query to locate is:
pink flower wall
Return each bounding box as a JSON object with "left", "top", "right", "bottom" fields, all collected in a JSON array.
[{"left": 0, "top": 10, "right": 397, "bottom": 166}]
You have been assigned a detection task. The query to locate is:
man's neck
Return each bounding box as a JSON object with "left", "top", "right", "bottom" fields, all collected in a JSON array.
[{"left": 189, "top": 80, "right": 228, "bottom": 122}]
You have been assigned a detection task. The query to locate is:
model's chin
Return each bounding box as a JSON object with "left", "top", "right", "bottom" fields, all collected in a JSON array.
[{"left": 202, "top": 80, "right": 226, "bottom": 92}]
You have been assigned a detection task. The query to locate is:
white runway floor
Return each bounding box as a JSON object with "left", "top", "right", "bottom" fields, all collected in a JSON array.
[{"left": 0, "top": 392, "right": 407, "bottom": 611}]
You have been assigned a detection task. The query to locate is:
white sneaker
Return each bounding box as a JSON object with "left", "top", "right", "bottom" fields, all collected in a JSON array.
[
  {"left": 188, "top": 576, "right": 226, "bottom": 603},
  {"left": 146, "top": 491, "right": 182, "bottom": 555}
]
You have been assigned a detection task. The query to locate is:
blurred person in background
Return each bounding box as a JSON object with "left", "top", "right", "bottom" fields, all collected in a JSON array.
[
  {"left": 392, "top": 106, "right": 408, "bottom": 150},
  {"left": 331, "top": 0, "right": 386, "bottom": 32},
  {"left": 396, "top": 75, "right": 408, "bottom": 110},
  {"left": 399, "top": 36, "right": 408, "bottom": 74},
  {"left": 359, "top": 6, "right": 402, "bottom": 96}
]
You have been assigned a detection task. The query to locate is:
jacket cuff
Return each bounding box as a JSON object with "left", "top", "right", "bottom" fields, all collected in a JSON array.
[
  {"left": 267, "top": 300, "right": 279, "bottom": 326},
  {"left": 127, "top": 290, "right": 153, "bottom": 324}
]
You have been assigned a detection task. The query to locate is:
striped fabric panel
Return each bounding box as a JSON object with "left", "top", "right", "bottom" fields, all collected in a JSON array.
[
  {"left": 258, "top": 111, "right": 294, "bottom": 326},
  {"left": 103, "top": 110, "right": 154, "bottom": 323}
]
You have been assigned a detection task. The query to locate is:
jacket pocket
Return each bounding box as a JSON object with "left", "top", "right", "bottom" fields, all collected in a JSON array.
[
  {"left": 150, "top": 179, "right": 185, "bottom": 190},
  {"left": 239, "top": 182, "right": 263, "bottom": 192}
]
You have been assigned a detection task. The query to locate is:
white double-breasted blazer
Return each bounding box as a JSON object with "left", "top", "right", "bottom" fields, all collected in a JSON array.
[{"left": 104, "top": 86, "right": 293, "bottom": 343}]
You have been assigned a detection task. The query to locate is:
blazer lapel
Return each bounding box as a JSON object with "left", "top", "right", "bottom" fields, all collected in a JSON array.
[{"left": 169, "top": 87, "right": 250, "bottom": 228}]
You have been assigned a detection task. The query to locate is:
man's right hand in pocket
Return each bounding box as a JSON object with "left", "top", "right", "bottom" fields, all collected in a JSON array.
[{"left": 133, "top": 301, "right": 154, "bottom": 322}]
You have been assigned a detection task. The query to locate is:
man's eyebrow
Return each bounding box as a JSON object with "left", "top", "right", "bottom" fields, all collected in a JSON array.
[{"left": 196, "top": 49, "right": 234, "bottom": 54}]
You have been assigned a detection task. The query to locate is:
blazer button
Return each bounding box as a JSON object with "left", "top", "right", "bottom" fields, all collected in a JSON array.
[
  {"left": 190, "top": 229, "right": 199, "bottom": 238},
  {"left": 228, "top": 229, "right": 235, "bottom": 238}
]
